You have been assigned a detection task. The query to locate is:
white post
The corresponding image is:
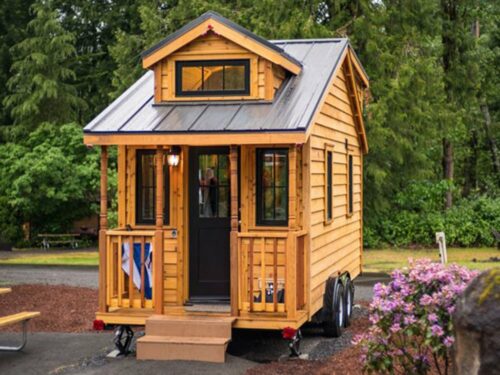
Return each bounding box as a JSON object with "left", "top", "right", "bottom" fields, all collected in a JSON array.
[{"left": 435, "top": 232, "right": 447, "bottom": 264}]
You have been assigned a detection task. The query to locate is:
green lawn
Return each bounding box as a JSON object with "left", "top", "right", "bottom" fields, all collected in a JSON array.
[
  {"left": 0, "top": 251, "right": 98, "bottom": 266},
  {"left": 363, "top": 247, "right": 499, "bottom": 273}
]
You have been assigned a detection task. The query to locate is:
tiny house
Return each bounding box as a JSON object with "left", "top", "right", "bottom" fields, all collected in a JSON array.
[{"left": 84, "top": 11, "right": 368, "bottom": 362}]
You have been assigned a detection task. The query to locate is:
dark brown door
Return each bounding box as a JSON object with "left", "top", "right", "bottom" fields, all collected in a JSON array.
[{"left": 189, "top": 147, "right": 230, "bottom": 301}]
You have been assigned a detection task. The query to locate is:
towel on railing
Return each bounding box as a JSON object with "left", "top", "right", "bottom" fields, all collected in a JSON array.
[{"left": 122, "top": 242, "right": 153, "bottom": 299}]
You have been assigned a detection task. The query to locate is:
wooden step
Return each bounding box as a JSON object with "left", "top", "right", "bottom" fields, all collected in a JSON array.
[
  {"left": 136, "top": 335, "right": 230, "bottom": 363},
  {"left": 144, "top": 314, "right": 234, "bottom": 338}
]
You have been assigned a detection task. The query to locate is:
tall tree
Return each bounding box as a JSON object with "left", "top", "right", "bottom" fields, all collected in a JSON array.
[{"left": 3, "top": 0, "right": 85, "bottom": 133}]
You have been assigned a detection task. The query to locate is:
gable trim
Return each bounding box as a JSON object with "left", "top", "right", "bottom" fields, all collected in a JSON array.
[{"left": 142, "top": 12, "right": 302, "bottom": 75}]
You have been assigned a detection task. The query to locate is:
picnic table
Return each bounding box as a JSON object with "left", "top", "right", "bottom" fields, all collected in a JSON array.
[
  {"left": 0, "top": 288, "right": 12, "bottom": 295},
  {"left": 38, "top": 233, "right": 80, "bottom": 249},
  {"left": 0, "top": 287, "right": 40, "bottom": 351}
]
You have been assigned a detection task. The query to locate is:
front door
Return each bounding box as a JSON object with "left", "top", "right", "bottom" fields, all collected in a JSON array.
[{"left": 189, "top": 147, "right": 230, "bottom": 301}]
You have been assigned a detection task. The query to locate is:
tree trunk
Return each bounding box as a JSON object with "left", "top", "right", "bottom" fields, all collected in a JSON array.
[
  {"left": 463, "top": 128, "right": 478, "bottom": 197},
  {"left": 443, "top": 138, "right": 454, "bottom": 209},
  {"left": 480, "top": 104, "right": 500, "bottom": 176}
]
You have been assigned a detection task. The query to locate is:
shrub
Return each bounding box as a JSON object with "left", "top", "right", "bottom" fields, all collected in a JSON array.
[
  {"left": 364, "top": 181, "right": 500, "bottom": 247},
  {"left": 354, "top": 259, "right": 477, "bottom": 374}
]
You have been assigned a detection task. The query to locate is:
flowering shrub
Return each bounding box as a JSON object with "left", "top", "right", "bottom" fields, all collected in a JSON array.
[{"left": 354, "top": 259, "right": 477, "bottom": 374}]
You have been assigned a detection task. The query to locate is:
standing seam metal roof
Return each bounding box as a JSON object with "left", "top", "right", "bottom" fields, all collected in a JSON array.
[{"left": 84, "top": 39, "right": 349, "bottom": 134}]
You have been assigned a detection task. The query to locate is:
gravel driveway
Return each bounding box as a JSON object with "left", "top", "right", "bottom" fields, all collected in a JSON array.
[{"left": 0, "top": 265, "right": 98, "bottom": 289}]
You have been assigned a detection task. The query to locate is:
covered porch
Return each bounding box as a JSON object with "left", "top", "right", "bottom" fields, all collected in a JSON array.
[{"left": 95, "top": 141, "right": 310, "bottom": 330}]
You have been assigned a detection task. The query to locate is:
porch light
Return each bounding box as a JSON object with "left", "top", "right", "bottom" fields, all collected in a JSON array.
[{"left": 167, "top": 146, "right": 181, "bottom": 167}]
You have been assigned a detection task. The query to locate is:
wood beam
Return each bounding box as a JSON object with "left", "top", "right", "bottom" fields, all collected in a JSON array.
[
  {"left": 229, "top": 145, "right": 239, "bottom": 317},
  {"left": 154, "top": 147, "right": 164, "bottom": 314},
  {"left": 98, "top": 146, "right": 108, "bottom": 313}
]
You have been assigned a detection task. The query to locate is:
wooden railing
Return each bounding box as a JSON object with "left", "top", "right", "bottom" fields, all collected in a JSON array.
[
  {"left": 105, "top": 230, "right": 156, "bottom": 310},
  {"left": 237, "top": 230, "right": 307, "bottom": 318}
]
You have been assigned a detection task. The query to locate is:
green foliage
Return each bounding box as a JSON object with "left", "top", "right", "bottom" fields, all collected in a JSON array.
[
  {"left": 0, "top": 123, "right": 116, "bottom": 244},
  {"left": 3, "top": 0, "right": 85, "bottom": 132},
  {"left": 365, "top": 181, "right": 500, "bottom": 248}
]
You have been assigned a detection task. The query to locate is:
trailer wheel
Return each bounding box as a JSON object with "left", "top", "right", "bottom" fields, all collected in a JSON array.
[
  {"left": 344, "top": 277, "right": 354, "bottom": 327},
  {"left": 322, "top": 278, "right": 344, "bottom": 337}
]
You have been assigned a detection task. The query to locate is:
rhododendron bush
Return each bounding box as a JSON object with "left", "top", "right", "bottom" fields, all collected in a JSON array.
[{"left": 354, "top": 259, "right": 477, "bottom": 375}]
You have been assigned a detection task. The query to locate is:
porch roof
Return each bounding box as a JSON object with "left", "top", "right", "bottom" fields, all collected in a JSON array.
[{"left": 84, "top": 39, "right": 353, "bottom": 137}]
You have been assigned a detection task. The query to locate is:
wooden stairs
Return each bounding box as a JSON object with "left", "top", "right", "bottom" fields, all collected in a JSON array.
[{"left": 136, "top": 315, "right": 235, "bottom": 363}]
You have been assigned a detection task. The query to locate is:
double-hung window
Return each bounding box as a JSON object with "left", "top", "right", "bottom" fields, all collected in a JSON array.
[
  {"left": 256, "top": 149, "right": 288, "bottom": 226},
  {"left": 136, "top": 150, "right": 170, "bottom": 225},
  {"left": 347, "top": 154, "right": 353, "bottom": 216}
]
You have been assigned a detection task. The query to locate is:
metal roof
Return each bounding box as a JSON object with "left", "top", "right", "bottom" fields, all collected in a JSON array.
[
  {"left": 84, "top": 39, "right": 349, "bottom": 135},
  {"left": 141, "top": 11, "right": 302, "bottom": 69}
]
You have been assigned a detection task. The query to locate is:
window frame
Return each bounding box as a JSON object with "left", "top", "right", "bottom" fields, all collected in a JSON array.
[
  {"left": 347, "top": 153, "right": 354, "bottom": 217},
  {"left": 175, "top": 59, "right": 250, "bottom": 97},
  {"left": 324, "top": 144, "right": 334, "bottom": 224},
  {"left": 256, "top": 148, "right": 289, "bottom": 227},
  {"left": 135, "top": 149, "right": 170, "bottom": 225}
]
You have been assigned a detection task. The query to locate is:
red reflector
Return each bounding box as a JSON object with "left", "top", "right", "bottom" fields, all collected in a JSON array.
[
  {"left": 282, "top": 326, "right": 297, "bottom": 340},
  {"left": 93, "top": 319, "right": 105, "bottom": 331}
]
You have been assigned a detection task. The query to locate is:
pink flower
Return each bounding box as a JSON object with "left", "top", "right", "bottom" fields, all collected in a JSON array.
[
  {"left": 420, "top": 294, "right": 433, "bottom": 306},
  {"left": 404, "top": 315, "right": 416, "bottom": 325},
  {"left": 428, "top": 313, "right": 438, "bottom": 323},
  {"left": 390, "top": 323, "right": 401, "bottom": 333},
  {"left": 443, "top": 336, "right": 455, "bottom": 347},
  {"left": 431, "top": 324, "right": 444, "bottom": 337}
]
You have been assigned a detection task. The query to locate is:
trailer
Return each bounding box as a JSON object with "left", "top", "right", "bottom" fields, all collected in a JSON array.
[{"left": 83, "top": 11, "right": 369, "bottom": 363}]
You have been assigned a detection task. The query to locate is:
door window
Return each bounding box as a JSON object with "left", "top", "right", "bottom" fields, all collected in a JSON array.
[{"left": 198, "top": 153, "right": 230, "bottom": 218}]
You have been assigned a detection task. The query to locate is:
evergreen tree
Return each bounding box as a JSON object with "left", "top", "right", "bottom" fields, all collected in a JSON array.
[{"left": 3, "top": 0, "right": 85, "bottom": 132}]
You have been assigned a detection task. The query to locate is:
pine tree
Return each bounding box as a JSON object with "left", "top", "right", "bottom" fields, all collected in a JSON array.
[{"left": 3, "top": 0, "right": 85, "bottom": 130}]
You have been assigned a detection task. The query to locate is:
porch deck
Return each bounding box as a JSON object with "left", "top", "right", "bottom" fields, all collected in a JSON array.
[{"left": 96, "top": 306, "right": 309, "bottom": 330}]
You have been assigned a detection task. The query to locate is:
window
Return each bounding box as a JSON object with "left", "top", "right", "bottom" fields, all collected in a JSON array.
[
  {"left": 348, "top": 154, "right": 353, "bottom": 216},
  {"left": 256, "top": 149, "right": 288, "bottom": 226},
  {"left": 175, "top": 59, "right": 250, "bottom": 97},
  {"left": 326, "top": 150, "right": 333, "bottom": 222},
  {"left": 198, "top": 153, "right": 230, "bottom": 218},
  {"left": 136, "top": 150, "right": 169, "bottom": 225}
]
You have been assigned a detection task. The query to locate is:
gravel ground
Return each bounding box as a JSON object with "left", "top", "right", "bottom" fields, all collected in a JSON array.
[{"left": 0, "top": 265, "right": 98, "bottom": 289}]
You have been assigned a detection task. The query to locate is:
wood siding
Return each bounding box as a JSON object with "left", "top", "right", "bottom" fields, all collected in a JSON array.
[
  {"left": 308, "top": 62, "right": 363, "bottom": 317},
  {"left": 153, "top": 33, "right": 285, "bottom": 102}
]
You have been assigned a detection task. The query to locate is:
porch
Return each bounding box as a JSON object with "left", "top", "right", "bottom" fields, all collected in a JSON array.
[{"left": 96, "top": 143, "right": 309, "bottom": 330}]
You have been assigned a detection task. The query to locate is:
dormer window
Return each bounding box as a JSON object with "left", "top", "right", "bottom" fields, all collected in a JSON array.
[{"left": 175, "top": 59, "right": 250, "bottom": 97}]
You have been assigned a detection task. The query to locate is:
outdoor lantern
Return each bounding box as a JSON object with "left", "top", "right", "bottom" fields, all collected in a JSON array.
[{"left": 167, "top": 146, "right": 181, "bottom": 167}]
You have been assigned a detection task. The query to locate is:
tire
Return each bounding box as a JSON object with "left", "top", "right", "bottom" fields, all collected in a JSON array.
[
  {"left": 344, "top": 277, "right": 354, "bottom": 327},
  {"left": 323, "top": 278, "right": 345, "bottom": 337}
]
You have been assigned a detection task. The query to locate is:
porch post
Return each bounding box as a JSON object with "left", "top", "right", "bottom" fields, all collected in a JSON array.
[
  {"left": 230, "top": 145, "right": 239, "bottom": 316},
  {"left": 154, "top": 146, "right": 164, "bottom": 314},
  {"left": 98, "top": 146, "right": 108, "bottom": 313},
  {"left": 286, "top": 145, "right": 298, "bottom": 319}
]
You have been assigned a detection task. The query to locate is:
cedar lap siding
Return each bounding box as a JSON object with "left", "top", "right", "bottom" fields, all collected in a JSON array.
[{"left": 83, "top": 11, "right": 368, "bottom": 327}]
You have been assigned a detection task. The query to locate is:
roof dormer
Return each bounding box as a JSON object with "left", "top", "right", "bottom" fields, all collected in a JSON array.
[{"left": 141, "top": 12, "right": 301, "bottom": 103}]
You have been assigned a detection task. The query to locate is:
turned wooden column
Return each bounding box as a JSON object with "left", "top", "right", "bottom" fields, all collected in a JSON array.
[
  {"left": 154, "top": 147, "right": 164, "bottom": 314},
  {"left": 229, "top": 146, "right": 239, "bottom": 316},
  {"left": 288, "top": 145, "right": 297, "bottom": 230},
  {"left": 98, "top": 146, "right": 108, "bottom": 313}
]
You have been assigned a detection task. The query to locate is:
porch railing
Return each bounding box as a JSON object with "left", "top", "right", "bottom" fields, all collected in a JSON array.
[
  {"left": 237, "top": 230, "right": 307, "bottom": 318},
  {"left": 105, "top": 229, "right": 156, "bottom": 310}
]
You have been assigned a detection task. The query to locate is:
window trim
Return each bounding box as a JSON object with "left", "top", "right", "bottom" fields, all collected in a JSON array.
[
  {"left": 175, "top": 59, "right": 250, "bottom": 97},
  {"left": 324, "top": 144, "right": 334, "bottom": 224},
  {"left": 136, "top": 150, "right": 170, "bottom": 225},
  {"left": 256, "top": 148, "right": 289, "bottom": 227}
]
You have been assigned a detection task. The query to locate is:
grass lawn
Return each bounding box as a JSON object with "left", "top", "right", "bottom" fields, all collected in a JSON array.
[
  {"left": 0, "top": 251, "right": 98, "bottom": 266},
  {"left": 363, "top": 247, "right": 499, "bottom": 273}
]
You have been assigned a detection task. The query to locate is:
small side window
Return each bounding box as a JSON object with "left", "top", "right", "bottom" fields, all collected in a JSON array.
[
  {"left": 325, "top": 145, "right": 334, "bottom": 223},
  {"left": 347, "top": 154, "right": 353, "bottom": 216}
]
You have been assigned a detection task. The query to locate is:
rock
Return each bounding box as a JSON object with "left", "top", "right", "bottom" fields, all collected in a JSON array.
[{"left": 453, "top": 269, "right": 500, "bottom": 375}]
